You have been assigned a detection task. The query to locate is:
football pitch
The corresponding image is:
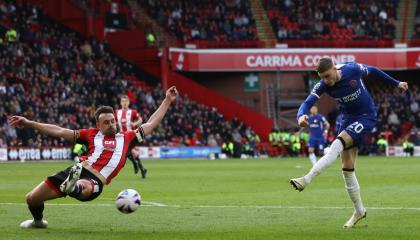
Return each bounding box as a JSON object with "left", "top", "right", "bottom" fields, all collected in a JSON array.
[{"left": 1, "top": 157, "right": 419, "bottom": 240}]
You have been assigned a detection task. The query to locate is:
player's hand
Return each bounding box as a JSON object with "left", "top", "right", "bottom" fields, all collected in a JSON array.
[
  {"left": 298, "top": 115, "right": 309, "bottom": 127},
  {"left": 132, "top": 117, "right": 143, "bottom": 128},
  {"left": 398, "top": 82, "right": 408, "bottom": 92},
  {"left": 8, "top": 116, "right": 30, "bottom": 128},
  {"left": 165, "top": 86, "right": 178, "bottom": 102}
]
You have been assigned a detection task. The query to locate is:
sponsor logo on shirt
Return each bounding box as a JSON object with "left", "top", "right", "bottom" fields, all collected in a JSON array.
[
  {"left": 340, "top": 88, "right": 362, "bottom": 103},
  {"left": 103, "top": 140, "right": 116, "bottom": 151}
]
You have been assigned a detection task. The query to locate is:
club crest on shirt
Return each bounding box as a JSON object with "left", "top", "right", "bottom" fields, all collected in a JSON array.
[
  {"left": 103, "top": 139, "right": 116, "bottom": 151},
  {"left": 350, "top": 79, "right": 357, "bottom": 87}
]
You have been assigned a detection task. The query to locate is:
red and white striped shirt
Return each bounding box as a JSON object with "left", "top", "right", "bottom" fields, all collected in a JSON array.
[
  {"left": 75, "top": 127, "right": 145, "bottom": 184},
  {"left": 115, "top": 109, "right": 140, "bottom": 132}
]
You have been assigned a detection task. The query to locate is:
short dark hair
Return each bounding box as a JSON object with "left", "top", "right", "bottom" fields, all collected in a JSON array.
[
  {"left": 316, "top": 57, "right": 334, "bottom": 73},
  {"left": 95, "top": 106, "right": 114, "bottom": 122}
]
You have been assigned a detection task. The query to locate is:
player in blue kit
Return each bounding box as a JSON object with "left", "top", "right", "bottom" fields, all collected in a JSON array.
[
  {"left": 307, "top": 106, "right": 330, "bottom": 165},
  {"left": 290, "top": 57, "right": 408, "bottom": 228}
]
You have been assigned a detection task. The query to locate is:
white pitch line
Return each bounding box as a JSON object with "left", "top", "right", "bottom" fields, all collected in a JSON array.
[
  {"left": 0, "top": 202, "right": 419, "bottom": 211},
  {"left": 142, "top": 201, "right": 167, "bottom": 206},
  {"left": 100, "top": 198, "right": 167, "bottom": 207},
  {"left": 0, "top": 203, "right": 156, "bottom": 207}
]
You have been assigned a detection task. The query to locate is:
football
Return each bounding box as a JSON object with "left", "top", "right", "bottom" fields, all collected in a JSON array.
[{"left": 115, "top": 189, "right": 141, "bottom": 214}]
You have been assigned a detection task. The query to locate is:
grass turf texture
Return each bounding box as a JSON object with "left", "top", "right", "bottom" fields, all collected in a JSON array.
[{"left": 0, "top": 157, "right": 419, "bottom": 240}]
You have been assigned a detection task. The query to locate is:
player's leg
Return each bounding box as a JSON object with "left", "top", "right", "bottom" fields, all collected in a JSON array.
[
  {"left": 308, "top": 137, "right": 317, "bottom": 165},
  {"left": 60, "top": 162, "right": 83, "bottom": 193},
  {"left": 308, "top": 147, "right": 317, "bottom": 165},
  {"left": 138, "top": 158, "right": 148, "bottom": 179},
  {"left": 62, "top": 168, "right": 103, "bottom": 201},
  {"left": 66, "top": 179, "right": 96, "bottom": 200},
  {"left": 58, "top": 163, "right": 103, "bottom": 201},
  {"left": 21, "top": 181, "right": 63, "bottom": 228},
  {"left": 290, "top": 131, "right": 352, "bottom": 191},
  {"left": 318, "top": 140, "right": 325, "bottom": 155},
  {"left": 131, "top": 148, "right": 148, "bottom": 178},
  {"left": 342, "top": 147, "right": 366, "bottom": 228},
  {"left": 127, "top": 150, "right": 140, "bottom": 174}
]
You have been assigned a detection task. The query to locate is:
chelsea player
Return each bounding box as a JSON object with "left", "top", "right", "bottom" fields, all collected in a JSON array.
[
  {"left": 307, "top": 106, "right": 330, "bottom": 165},
  {"left": 290, "top": 57, "right": 408, "bottom": 228}
]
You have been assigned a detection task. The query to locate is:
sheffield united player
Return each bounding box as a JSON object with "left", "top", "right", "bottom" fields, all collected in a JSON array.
[
  {"left": 9, "top": 86, "right": 178, "bottom": 229},
  {"left": 116, "top": 95, "right": 148, "bottom": 178}
]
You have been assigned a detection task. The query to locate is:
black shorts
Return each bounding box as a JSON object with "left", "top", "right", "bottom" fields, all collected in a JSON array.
[{"left": 45, "top": 166, "right": 104, "bottom": 202}]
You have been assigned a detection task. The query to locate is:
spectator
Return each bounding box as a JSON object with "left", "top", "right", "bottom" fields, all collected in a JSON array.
[
  {"left": 410, "top": 100, "right": 419, "bottom": 114},
  {"left": 388, "top": 110, "right": 400, "bottom": 126},
  {"left": 0, "top": 137, "right": 7, "bottom": 147},
  {"left": 140, "top": 0, "right": 258, "bottom": 42},
  {"left": 277, "top": 26, "right": 287, "bottom": 39}
]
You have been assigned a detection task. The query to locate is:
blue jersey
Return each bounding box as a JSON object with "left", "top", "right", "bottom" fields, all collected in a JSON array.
[
  {"left": 297, "top": 62, "right": 400, "bottom": 145},
  {"left": 311, "top": 62, "right": 376, "bottom": 118},
  {"left": 308, "top": 114, "right": 327, "bottom": 140}
]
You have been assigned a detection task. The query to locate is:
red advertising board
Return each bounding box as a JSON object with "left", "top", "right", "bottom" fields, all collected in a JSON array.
[{"left": 170, "top": 48, "right": 420, "bottom": 71}]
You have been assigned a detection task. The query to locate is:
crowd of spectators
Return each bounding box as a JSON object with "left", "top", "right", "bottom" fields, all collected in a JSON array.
[
  {"left": 140, "top": 0, "right": 258, "bottom": 42},
  {"left": 265, "top": 0, "right": 398, "bottom": 41},
  {"left": 0, "top": 2, "right": 258, "bottom": 152},
  {"left": 77, "top": 0, "right": 136, "bottom": 30},
  {"left": 1, "top": 1, "right": 418, "bottom": 158},
  {"left": 369, "top": 81, "right": 420, "bottom": 145}
]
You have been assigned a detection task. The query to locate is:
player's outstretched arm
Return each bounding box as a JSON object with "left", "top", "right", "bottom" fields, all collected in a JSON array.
[
  {"left": 298, "top": 115, "right": 309, "bottom": 127},
  {"left": 141, "top": 86, "right": 178, "bottom": 136},
  {"left": 296, "top": 94, "right": 318, "bottom": 127},
  {"left": 8, "top": 116, "right": 74, "bottom": 141},
  {"left": 365, "top": 65, "right": 408, "bottom": 91}
]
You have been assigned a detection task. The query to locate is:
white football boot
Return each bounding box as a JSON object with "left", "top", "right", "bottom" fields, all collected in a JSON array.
[
  {"left": 343, "top": 209, "right": 367, "bottom": 228},
  {"left": 60, "top": 163, "right": 83, "bottom": 193},
  {"left": 290, "top": 177, "right": 307, "bottom": 192},
  {"left": 20, "top": 219, "right": 48, "bottom": 228}
]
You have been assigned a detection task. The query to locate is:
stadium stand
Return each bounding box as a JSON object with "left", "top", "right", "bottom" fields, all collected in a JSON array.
[
  {"left": 77, "top": 0, "right": 135, "bottom": 30},
  {"left": 264, "top": 0, "right": 398, "bottom": 47},
  {"left": 0, "top": 2, "right": 258, "bottom": 153},
  {"left": 1, "top": 0, "right": 419, "bottom": 157},
  {"left": 139, "top": 0, "right": 262, "bottom": 48},
  {"left": 369, "top": 82, "right": 420, "bottom": 145}
]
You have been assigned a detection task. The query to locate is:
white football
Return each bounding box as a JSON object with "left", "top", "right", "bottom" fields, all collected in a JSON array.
[{"left": 115, "top": 189, "right": 141, "bottom": 214}]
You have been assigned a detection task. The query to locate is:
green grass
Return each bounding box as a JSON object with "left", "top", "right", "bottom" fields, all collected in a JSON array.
[{"left": 1, "top": 157, "right": 420, "bottom": 240}]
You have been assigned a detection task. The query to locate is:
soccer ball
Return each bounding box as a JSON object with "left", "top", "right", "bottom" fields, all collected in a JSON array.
[{"left": 115, "top": 189, "right": 141, "bottom": 214}]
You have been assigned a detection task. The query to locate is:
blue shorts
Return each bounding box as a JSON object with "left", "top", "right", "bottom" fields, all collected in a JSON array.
[
  {"left": 338, "top": 115, "right": 376, "bottom": 146},
  {"left": 309, "top": 138, "right": 325, "bottom": 150}
]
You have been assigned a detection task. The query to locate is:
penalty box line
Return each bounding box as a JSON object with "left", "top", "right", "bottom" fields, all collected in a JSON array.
[{"left": 0, "top": 202, "right": 420, "bottom": 211}]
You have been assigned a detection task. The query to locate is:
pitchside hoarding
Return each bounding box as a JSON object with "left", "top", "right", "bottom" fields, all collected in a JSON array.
[
  {"left": 134, "top": 146, "right": 221, "bottom": 159},
  {"left": 170, "top": 48, "right": 420, "bottom": 71},
  {"left": 4, "top": 147, "right": 72, "bottom": 161},
  {"left": 386, "top": 146, "right": 420, "bottom": 157},
  {"left": 0, "top": 147, "right": 222, "bottom": 161}
]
